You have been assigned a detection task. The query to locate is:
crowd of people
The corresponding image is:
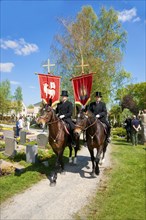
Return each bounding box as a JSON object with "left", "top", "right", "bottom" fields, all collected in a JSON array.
[{"left": 124, "top": 110, "right": 146, "bottom": 146}]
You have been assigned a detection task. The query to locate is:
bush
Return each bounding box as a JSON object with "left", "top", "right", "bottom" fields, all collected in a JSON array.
[{"left": 112, "top": 127, "right": 126, "bottom": 137}]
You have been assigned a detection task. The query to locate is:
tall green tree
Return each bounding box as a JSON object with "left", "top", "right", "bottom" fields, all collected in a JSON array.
[
  {"left": 116, "top": 82, "right": 146, "bottom": 111},
  {"left": 52, "top": 6, "right": 127, "bottom": 103},
  {"left": 0, "top": 80, "right": 12, "bottom": 115},
  {"left": 13, "top": 86, "right": 23, "bottom": 115}
]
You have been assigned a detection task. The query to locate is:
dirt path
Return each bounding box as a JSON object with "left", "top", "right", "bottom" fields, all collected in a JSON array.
[{"left": 1, "top": 144, "right": 111, "bottom": 220}]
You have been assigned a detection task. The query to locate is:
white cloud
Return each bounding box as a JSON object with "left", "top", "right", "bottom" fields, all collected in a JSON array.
[
  {"left": 10, "top": 81, "right": 20, "bottom": 85},
  {"left": 0, "top": 38, "right": 39, "bottom": 56},
  {"left": 29, "top": 86, "right": 36, "bottom": 89},
  {"left": 0, "top": 62, "right": 15, "bottom": 72},
  {"left": 118, "top": 8, "right": 140, "bottom": 23},
  {"left": 133, "top": 17, "right": 141, "bottom": 23}
]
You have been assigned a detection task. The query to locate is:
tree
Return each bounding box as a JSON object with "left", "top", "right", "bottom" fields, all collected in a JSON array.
[
  {"left": 52, "top": 6, "right": 127, "bottom": 103},
  {"left": 0, "top": 80, "right": 12, "bottom": 115},
  {"left": 116, "top": 82, "right": 146, "bottom": 111},
  {"left": 13, "top": 86, "right": 23, "bottom": 115},
  {"left": 121, "top": 94, "right": 138, "bottom": 114}
]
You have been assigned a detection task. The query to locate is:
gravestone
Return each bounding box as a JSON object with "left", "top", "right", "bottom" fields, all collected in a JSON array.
[
  {"left": 20, "top": 131, "right": 26, "bottom": 144},
  {"left": 26, "top": 145, "right": 38, "bottom": 163},
  {"left": 37, "top": 133, "right": 48, "bottom": 149},
  {"left": 3, "top": 130, "right": 14, "bottom": 140},
  {"left": 4, "top": 137, "right": 17, "bottom": 157},
  {"left": 13, "top": 127, "right": 16, "bottom": 136}
]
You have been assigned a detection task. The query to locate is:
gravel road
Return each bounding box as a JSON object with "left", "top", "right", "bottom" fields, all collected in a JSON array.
[{"left": 1, "top": 144, "right": 111, "bottom": 220}]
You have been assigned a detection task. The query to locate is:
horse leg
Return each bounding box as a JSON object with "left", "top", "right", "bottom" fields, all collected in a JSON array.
[
  {"left": 95, "top": 146, "right": 104, "bottom": 175},
  {"left": 100, "top": 141, "right": 108, "bottom": 165},
  {"left": 89, "top": 149, "right": 96, "bottom": 177},
  {"left": 68, "top": 145, "right": 73, "bottom": 164},
  {"left": 58, "top": 151, "right": 65, "bottom": 174},
  {"left": 73, "top": 135, "right": 80, "bottom": 165},
  {"left": 50, "top": 152, "right": 64, "bottom": 186}
]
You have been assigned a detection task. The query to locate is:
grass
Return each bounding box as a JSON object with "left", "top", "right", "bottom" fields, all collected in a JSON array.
[
  {"left": 0, "top": 146, "right": 71, "bottom": 203},
  {"left": 75, "top": 138, "right": 146, "bottom": 220}
]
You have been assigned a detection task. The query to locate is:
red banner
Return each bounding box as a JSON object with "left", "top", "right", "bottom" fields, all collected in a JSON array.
[
  {"left": 38, "top": 74, "right": 61, "bottom": 106},
  {"left": 71, "top": 73, "right": 93, "bottom": 106}
]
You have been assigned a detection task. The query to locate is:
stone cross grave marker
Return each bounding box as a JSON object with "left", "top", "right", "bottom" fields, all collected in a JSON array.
[
  {"left": 37, "top": 133, "right": 48, "bottom": 149},
  {"left": 4, "top": 137, "right": 16, "bottom": 157},
  {"left": 26, "top": 145, "right": 38, "bottom": 163},
  {"left": 20, "top": 131, "right": 26, "bottom": 144}
]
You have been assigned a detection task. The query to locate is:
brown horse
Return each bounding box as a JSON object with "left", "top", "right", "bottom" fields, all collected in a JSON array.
[
  {"left": 74, "top": 110, "right": 108, "bottom": 177},
  {"left": 37, "top": 104, "right": 80, "bottom": 186}
]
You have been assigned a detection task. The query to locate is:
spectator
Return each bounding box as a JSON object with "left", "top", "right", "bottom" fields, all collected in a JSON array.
[
  {"left": 26, "top": 115, "right": 31, "bottom": 131},
  {"left": 138, "top": 110, "right": 146, "bottom": 144},
  {"left": 18, "top": 116, "right": 24, "bottom": 136},
  {"left": 124, "top": 116, "right": 132, "bottom": 142},
  {"left": 131, "top": 115, "right": 141, "bottom": 146}
]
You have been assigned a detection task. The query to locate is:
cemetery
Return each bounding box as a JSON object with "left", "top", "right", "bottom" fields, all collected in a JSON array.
[{"left": 0, "top": 125, "right": 54, "bottom": 178}]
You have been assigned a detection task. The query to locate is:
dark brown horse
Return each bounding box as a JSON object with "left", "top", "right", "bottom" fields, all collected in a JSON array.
[
  {"left": 74, "top": 110, "right": 108, "bottom": 177},
  {"left": 37, "top": 105, "right": 80, "bottom": 186}
]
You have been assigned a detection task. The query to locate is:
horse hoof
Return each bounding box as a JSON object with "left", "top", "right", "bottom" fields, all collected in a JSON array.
[
  {"left": 60, "top": 171, "right": 66, "bottom": 175},
  {"left": 69, "top": 157, "right": 73, "bottom": 163},
  {"left": 90, "top": 172, "right": 96, "bottom": 178},
  {"left": 73, "top": 157, "right": 77, "bottom": 165},
  {"left": 50, "top": 181, "right": 56, "bottom": 187}
]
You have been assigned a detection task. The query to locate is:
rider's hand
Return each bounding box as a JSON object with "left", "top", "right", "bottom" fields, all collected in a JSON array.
[
  {"left": 59, "top": 115, "right": 65, "bottom": 119},
  {"left": 96, "top": 114, "right": 100, "bottom": 118}
]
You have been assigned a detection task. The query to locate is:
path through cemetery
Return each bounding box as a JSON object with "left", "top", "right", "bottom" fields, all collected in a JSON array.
[{"left": 1, "top": 143, "right": 112, "bottom": 220}]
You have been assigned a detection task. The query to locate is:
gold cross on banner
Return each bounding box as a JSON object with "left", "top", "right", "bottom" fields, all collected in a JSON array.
[
  {"left": 76, "top": 56, "right": 89, "bottom": 74},
  {"left": 42, "top": 59, "right": 55, "bottom": 74}
]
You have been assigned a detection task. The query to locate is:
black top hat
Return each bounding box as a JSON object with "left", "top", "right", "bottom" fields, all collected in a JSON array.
[
  {"left": 95, "top": 91, "right": 102, "bottom": 97},
  {"left": 61, "top": 90, "right": 68, "bottom": 97}
]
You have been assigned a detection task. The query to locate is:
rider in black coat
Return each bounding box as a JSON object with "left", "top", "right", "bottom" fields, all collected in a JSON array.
[
  {"left": 88, "top": 91, "right": 111, "bottom": 142},
  {"left": 56, "top": 90, "right": 75, "bottom": 145}
]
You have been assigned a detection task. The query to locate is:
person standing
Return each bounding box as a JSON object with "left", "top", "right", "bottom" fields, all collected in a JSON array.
[
  {"left": 88, "top": 91, "right": 111, "bottom": 143},
  {"left": 139, "top": 110, "right": 146, "bottom": 144},
  {"left": 18, "top": 116, "right": 24, "bottom": 136},
  {"left": 26, "top": 115, "right": 31, "bottom": 131},
  {"left": 131, "top": 115, "right": 141, "bottom": 146},
  {"left": 56, "top": 90, "right": 75, "bottom": 146},
  {"left": 124, "top": 116, "right": 132, "bottom": 142}
]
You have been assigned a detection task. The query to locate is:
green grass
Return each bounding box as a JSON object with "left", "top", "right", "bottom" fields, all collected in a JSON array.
[
  {"left": 75, "top": 138, "right": 146, "bottom": 220},
  {"left": 0, "top": 147, "right": 71, "bottom": 203}
]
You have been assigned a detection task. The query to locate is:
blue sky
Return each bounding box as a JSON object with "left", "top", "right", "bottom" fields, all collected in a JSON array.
[{"left": 0, "top": 0, "right": 145, "bottom": 106}]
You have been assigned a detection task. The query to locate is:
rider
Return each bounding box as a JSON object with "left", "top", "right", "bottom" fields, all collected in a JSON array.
[
  {"left": 56, "top": 90, "right": 75, "bottom": 146},
  {"left": 88, "top": 91, "right": 111, "bottom": 143}
]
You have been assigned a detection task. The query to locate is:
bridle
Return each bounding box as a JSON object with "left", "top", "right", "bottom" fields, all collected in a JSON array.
[{"left": 75, "top": 114, "right": 98, "bottom": 143}]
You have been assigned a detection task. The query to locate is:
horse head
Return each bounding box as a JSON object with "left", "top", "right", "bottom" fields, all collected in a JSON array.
[
  {"left": 74, "top": 109, "right": 96, "bottom": 137},
  {"left": 74, "top": 110, "right": 88, "bottom": 137},
  {"left": 36, "top": 104, "right": 55, "bottom": 125}
]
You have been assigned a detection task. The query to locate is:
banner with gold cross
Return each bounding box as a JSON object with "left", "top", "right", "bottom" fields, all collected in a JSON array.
[{"left": 71, "top": 73, "right": 93, "bottom": 106}]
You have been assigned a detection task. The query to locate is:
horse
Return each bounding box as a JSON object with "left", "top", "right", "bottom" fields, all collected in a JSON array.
[
  {"left": 74, "top": 109, "right": 108, "bottom": 177},
  {"left": 36, "top": 104, "right": 80, "bottom": 186}
]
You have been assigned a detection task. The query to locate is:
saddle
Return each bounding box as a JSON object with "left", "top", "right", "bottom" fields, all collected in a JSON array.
[{"left": 61, "top": 120, "right": 71, "bottom": 135}]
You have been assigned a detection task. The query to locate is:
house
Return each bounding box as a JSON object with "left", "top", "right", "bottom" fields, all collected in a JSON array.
[{"left": 33, "top": 102, "right": 41, "bottom": 116}]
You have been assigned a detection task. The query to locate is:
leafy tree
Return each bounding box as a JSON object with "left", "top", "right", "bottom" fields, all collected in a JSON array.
[
  {"left": 52, "top": 6, "right": 127, "bottom": 103},
  {"left": 13, "top": 86, "right": 23, "bottom": 115},
  {"left": 27, "top": 104, "right": 34, "bottom": 109},
  {"left": 121, "top": 94, "right": 138, "bottom": 114},
  {"left": 0, "top": 80, "right": 12, "bottom": 115},
  {"left": 116, "top": 82, "right": 146, "bottom": 111}
]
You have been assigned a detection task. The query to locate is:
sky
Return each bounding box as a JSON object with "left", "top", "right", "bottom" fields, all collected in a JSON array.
[{"left": 0, "top": 0, "right": 146, "bottom": 106}]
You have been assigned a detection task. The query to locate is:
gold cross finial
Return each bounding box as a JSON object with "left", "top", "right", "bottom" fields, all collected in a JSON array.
[
  {"left": 76, "top": 56, "right": 89, "bottom": 74},
  {"left": 42, "top": 59, "right": 55, "bottom": 74}
]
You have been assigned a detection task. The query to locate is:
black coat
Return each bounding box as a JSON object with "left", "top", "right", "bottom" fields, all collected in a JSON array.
[
  {"left": 88, "top": 101, "right": 109, "bottom": 125},
  {"left": 56, "top": 100, "right": 75, "bottom": 130}
]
